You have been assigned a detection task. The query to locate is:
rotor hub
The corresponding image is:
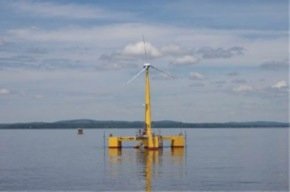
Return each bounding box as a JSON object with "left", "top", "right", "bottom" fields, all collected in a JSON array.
[{"left": 144, "top": 63, "right": 151, "bottom": 68}]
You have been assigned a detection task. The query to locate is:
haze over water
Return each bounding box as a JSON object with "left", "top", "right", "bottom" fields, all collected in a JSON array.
[{"left": 0, "top": 128, "right": 288, "bottom": 191}]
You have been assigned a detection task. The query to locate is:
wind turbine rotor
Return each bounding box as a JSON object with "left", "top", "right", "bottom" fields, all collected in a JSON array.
[
  {"left": 151, "top": 65, "right": 175, "bottom": 79},
  {"left": 126, "top": 37, "right": 174, "bottom": 85},
  {"left": 126, "top": 67, "right": 147, "bottom": 85}
]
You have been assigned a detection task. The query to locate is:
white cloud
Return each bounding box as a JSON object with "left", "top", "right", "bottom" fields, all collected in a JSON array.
[
  {"left": 229, "top": 80, "right": 289, "bottom": 98},
  {"left": 272, "top": 80, "right": 288, "bottom": 89},
  {"left": 0, "top": 38, "right": 5, "bottom": 45},
  {"left": 98, "top": 41, "right": 163, "bottom": 69},
  {"left": 161, "top": 44, "right": 184, "bottom": 55},
  {"left": 11, "top": 1, "right": 129, "bottom": 20},
  {"left": 8, "top": 27, "right": 99, "bottom": 43},
  {"left": 6, "top": 23, "right": 282, "bottom": 46},
  {"left": 189, "top": 72, "right": 205, "bottom": 80},
  {"left": 240, "top": 36, "right": 288, "bottom": 66},
  {"left": 227, "top": 72, "right": 239, "bottom": 77},
  {"left": 3, "top": 23, "right": 288, "bottom": 72},
  {"left": 0, "top": 88, "right": 10, "bottom": 95},
  {"left": 233, "top": 85, "right": 254, "bottom": 92},
  {"left": 231, "top": 79, "right": 247, "bottom": 84},
  {"left": 122, "top": 41, "right": 161, "bottom": 58},
  {"left": 171, "top": 55, "right": 200, "bottom": 65},
  {"left": 34, "top": 94, "right": 44, "bottom": 99},
  {"left": 260, "top": 60, "right": 289, "bottom": 71},
  {"left": 197, "top": 46, "right": 244, "bottom": 59},
  {"left": 6, "top": 24, "right": 172, "bottom": 44}
]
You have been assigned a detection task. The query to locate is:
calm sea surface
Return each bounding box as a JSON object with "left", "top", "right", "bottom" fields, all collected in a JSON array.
[{"left": 0, "top": 128, "right": 288, "bottom": 191}]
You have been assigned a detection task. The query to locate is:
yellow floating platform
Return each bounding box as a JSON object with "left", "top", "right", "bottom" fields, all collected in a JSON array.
[{"left": 108, "top": 134, "right": 185, "bottom": 149}]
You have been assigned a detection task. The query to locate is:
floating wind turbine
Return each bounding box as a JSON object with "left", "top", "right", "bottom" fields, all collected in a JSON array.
[{"left": 108, "top": 38, "right": 185, "bottom": 150}]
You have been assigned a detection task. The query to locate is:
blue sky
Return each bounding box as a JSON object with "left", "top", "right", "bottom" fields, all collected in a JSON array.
[{"left": 0, "top": 0, "right": 288, "bottom": 123}]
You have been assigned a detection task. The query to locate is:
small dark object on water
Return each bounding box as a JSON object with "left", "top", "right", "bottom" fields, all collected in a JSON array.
[{"left": 77, "top": 128, "right": 83, "bottom": 135}]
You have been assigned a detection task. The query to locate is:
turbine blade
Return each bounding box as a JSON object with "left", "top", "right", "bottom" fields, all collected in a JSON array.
[
  {"left": 151, "top": 65, "right": 175, "bottom": 79},
  {"left": 142, "top": 35, "right": 148, "bottom": 61},
  {"left": 126, "top": 67, "right": 146, "bottom": 85}
]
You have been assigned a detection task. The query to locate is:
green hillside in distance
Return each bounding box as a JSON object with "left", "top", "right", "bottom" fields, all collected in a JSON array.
[{"left": 0, "top": 119, "right": 289, "bottom": 129}]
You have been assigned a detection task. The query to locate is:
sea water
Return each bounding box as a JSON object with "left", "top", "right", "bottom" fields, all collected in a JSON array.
[{"left": 0, "top": 128, "right": 288, "bottom": 191}]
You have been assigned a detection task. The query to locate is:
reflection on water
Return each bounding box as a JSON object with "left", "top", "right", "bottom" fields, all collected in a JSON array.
[
  {"left": 108, "top": 148, "right": 185, "bottom": 191},
  {"left": 0, "top": 129, "right": 288, "bottom": 191}
]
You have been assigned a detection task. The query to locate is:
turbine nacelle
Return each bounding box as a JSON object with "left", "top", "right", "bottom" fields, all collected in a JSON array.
[{"left": 143, "top": 63, "right": 151, "bottom": 69}]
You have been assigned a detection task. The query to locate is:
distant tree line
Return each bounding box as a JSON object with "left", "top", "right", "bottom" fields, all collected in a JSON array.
[{"left": 0, "top": 119, "right": 289, "bottom": 129}]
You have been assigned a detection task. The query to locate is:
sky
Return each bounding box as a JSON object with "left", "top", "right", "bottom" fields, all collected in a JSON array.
[{"left": 0, "top": 0, "right": 289, "bottom": 123}]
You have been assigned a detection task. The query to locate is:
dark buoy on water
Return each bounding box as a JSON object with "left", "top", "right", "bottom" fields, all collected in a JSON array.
[{"left": 77, "top": 128, "right": 83, "bottom": 135}]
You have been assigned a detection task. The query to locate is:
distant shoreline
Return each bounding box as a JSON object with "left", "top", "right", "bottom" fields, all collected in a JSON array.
[{"left": 0, "top": 119, "right": 289, "bottom": 129}]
